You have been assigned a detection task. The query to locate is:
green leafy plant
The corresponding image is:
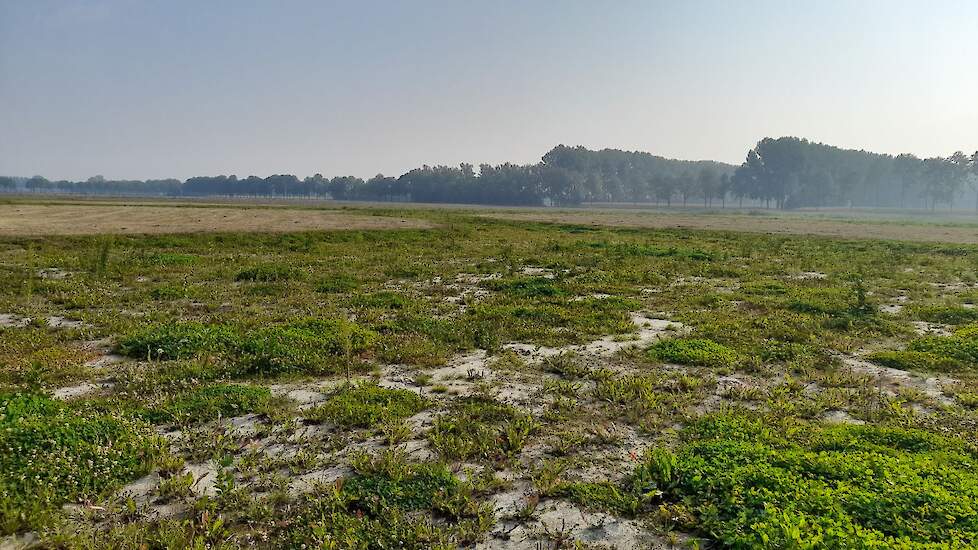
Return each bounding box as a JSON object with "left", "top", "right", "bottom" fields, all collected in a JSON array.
[{"left": 0, "top": 392, "right": 164, "bottom": 534}]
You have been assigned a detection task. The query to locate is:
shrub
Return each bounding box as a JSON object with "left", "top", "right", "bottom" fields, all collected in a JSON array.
[
  {"left": 0, "top": 392, "right": 164, "bottom": 534},
  {"left": 307, "top": 382, "right": 430, "bottom": 428},
  {"left": 647, "top": 338, "right": 741, "bottom": 368}
]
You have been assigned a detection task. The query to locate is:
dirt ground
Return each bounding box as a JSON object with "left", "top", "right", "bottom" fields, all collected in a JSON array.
[
  {"left": 0, "top": 204, "right": 432, "bottom": 236},
  {"left": 481, "top": 211, "right": 978, "bottom": 244}
]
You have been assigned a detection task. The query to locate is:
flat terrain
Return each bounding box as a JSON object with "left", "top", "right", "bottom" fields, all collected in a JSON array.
[
  {"left": 0, "top": 203, "right": 432, "bottom": 235},
  {"left": 2, "top": 201, "right": 977, "bottom": 549},
  {"left": 483, "top": 209, "right": 978, "bottom": 244}
]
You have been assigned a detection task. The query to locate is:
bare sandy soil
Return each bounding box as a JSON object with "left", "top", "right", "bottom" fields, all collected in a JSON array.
[
  {"left": 0, "top": 204, "right": 432, "bottom": 236},
  {"left": 481, "top": 211, "right": 978, "bottom": 244}
]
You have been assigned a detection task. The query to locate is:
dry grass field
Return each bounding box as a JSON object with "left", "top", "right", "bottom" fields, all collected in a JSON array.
[
  {"left": 481, "top": 209, "right": 978, "bottom": 244},
  {"left": 0, "top": 203, "right": 432, "bottom": 236}
]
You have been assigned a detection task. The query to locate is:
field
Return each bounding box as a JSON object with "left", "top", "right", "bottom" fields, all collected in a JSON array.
[
  {"left": 482, "top": 208, "right": 978, "bottom": 244},
  {"left": 2, "top": 200, "right": 978, "bottom": 549},
  {"left": 0, "top": 203, "right": 431, "bottom": 236}
]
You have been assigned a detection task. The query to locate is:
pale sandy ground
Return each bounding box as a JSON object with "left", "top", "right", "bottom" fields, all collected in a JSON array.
[
  {"left": 0, "top": 204, "right": 432, "bottom": 236},
  {"left": 480, "top": 211, "right": 978, "bottom": 244}
]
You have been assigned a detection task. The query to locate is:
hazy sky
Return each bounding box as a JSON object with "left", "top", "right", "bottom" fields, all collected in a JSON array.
[{"left": 2, "top": 1, "right": 977, "bottom": 181}]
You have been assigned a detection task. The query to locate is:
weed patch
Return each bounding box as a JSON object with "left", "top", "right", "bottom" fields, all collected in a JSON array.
[
  {"left": 427, "top": 397, "right": 536, "bottom": 462},
  {"left": 0, "top": 392, "right": 164, "bottom": 534},
  {"left": 307, "top": 382, "right": 430, "bottom": 428},
  {"left": 235, "top": 263, "right": 304, "bottom": 282},
  {"left": 635, "top": 414, "right": 978, "bottom": 548},
  {"left": 118, "top": 319, "right": 377, "bottom": 376},
  {"left": 147, "top": 384, "right": 272, "bottom": 424},
  {"left": 647, "top": 337, "right": 741, "bottom": 368}
]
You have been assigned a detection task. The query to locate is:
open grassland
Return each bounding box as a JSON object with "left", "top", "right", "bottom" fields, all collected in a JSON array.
[
  {"left": 0, "top": 203, "right": 432, "bottom": 236},
  {"left": 482, "top": 209, "right": 978, "bottom": 244},
  {"left": 1, "top": 202, "right": 978, "bottom": 549}
]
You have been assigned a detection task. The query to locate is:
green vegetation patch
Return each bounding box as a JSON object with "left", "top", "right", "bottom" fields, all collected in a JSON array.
[
  {"left": 556, "top": 482, "right": 642, "bottom": 517},
  {"left": 604, "top": 242, "right": 716, "bottom": 261},
  {"left": 634, "top": 414, "right": 978, "bottom": 548},
  {"left": 278, "top": 451, "right": 488, "bottom": 548},
  {"left": 147, "top": 384, "right": 272, "bottom": 424},
  {"left": 869, "top": 350, "right": 967, "bottom": 372},
  {"left": 235, "top": 263, "right": 304, "bottom": 282},
  {"left": 238, "top": 319, "right": 376, "bottom": 376},
  {"left": 483, "top": 276, "right": 568, "bottom": 298},
  {"left": 353, "top": 291, "right": 409, "bottom": 309},
  {"left": 138, "top": 252, "right": 197, "bottom": 267},
  {"left": 870, "top": 323, "right": 978, "bottom": 372},
  {"left": 647, "top": 337, "right": 741, "bottom": 368},
  {"left": 911, "top": 304, "right": 978, "bottom": 325},
  {"left": 470, "top": 296, "right": 638, "bottom": 347},
  {"left": 427, "top": 396, "right": 536, "bottom": 461},
  {"left": 117, "top": 322, "right": 236, "bottom": 361},
  {"left": 307, "top": 382, "right": 430, "bottom": 428},
  {"left": 316, "top": 274, "right": 360, "bottom": 293},
  {"left": 118, "top": 319, "right": 377, "bottom": 376},
  {"left": 0, "top": 392, "right": 164, "bottom": 534}
]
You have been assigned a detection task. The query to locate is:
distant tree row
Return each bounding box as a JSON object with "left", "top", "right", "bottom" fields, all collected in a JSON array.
[
  {"left": 732, "top": 137, "right": 978, "bottom": 210},
  {"left": 4, "top": 139, "right": 977, "bottom": 209},
  {"left": 1, "top": 146, "right": 735, "bottom": 207},
  {"left": 1, "top": 175, "right": 183, "bottom": 196}
]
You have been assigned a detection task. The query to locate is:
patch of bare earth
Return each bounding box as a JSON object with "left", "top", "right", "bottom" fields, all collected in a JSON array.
[{"left": 0, "top": 204, "right": 433, "bottom": 236}]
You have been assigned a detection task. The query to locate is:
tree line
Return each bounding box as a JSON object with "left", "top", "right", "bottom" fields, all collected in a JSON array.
[
  {"left": 3, "top": 139, "right": 977, "bottom": 209},
  {"left": 731, "top": 137, "right": 978, "bottom": 210}
]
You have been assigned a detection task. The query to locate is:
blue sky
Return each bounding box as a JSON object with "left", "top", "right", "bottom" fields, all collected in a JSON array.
[{"left": 2, "top": 0, "right": 976, "bottom": 180}]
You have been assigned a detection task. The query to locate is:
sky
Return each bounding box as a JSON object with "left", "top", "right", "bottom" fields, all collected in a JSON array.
[{"left": 1, "top": 0, "right": 977, "bottom": 181}]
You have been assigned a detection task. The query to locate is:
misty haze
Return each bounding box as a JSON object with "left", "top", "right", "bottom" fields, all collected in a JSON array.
[{"left": 1, "top": 2, "right": 977, "bottom": 549}]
